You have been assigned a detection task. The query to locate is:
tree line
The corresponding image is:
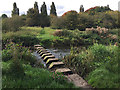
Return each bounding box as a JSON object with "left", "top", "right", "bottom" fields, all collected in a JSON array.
[{"left": 1, "top": 2, "right": 119, "bottom": 32}]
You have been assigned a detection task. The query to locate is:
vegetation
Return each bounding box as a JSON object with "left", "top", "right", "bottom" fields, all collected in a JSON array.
[
  {"left": 2, "top": 42, "right": 77, "bottom": 88},
  {"left": 50, "top": 2, "right": 57, "bottom": 16},
  {"left": 12, "top": 2, "right": 19, "bottom": 17},
  {"left": 1, "top": 1, "right": 120, "bottom": 89},
  {"left": 51, "top": 11, "right": 118, "bottom": 30},
  {"left": 63, "top": 44, "right": 119, "bottom": 88},
  {"left": 2, "top": 16, "right": 25, "bottom": 32}
]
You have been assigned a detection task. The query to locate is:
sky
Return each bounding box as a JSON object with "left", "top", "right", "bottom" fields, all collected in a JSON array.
[{"left": 0, "top": 0, "right": 120, "bottom": 17}]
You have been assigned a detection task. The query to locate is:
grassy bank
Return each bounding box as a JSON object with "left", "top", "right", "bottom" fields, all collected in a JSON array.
[
  {"left": 2, "top": 42, "right": 77, "bottom": 88},
  {"left": 63, "top": 44, "right": 119, "bottom": 88},
  {"left": 3, "top": 27, "right": 118, "bottom": 49},
  {"left": 2, "top": 26, "right": 119, "bottom": 88}
]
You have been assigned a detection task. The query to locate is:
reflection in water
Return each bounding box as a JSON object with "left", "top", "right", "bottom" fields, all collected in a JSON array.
[{"left": 32, "top": 48, "right": 70, "bottom": 67}]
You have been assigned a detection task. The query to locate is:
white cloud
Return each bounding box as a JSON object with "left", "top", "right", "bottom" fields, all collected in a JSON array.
[{"left": 0, "top": 0, "right": 119, "bottom": 17}]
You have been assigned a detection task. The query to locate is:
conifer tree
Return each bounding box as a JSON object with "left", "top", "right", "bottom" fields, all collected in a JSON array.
[
  {"left": 12, "top": 2, "right": 19, "bottom": 17},
  {"left": 50, "top": 2, "right": 57, "bottom": 16},
  {"left": 41, "top": 2, "right": 47, "bottom": 16},
  {"left": 40, "top": 2, "right": 50, "bottom": 28},
  {"left": 80, "top": 5, "right": 84, "bottom": 12},
  {"left": 34, "top": 1, "right": 39, "bottom": 13}
]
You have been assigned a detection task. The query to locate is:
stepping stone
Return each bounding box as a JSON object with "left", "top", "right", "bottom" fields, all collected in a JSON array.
[
  {"left": 43, "top": 55, "right": 55, "bottom": 62},
  {"left": 38, "top": 49, "right": 48, "bottom": 53},
  {"left": 34, "top": 45, "right": 41, "bottom": 47},
  {"left": 41, "top": 53, "right": 52, "bottom": 58},
  {"left": 65, "top": 74, "right": 92, "bottom": 89},
  {"left": 55, "top": 68, "right": 73, "bottom": 75},
  {"left": 36, "top": 47, "right": 44, "bottom": 50},
  {"left": 48, "top": 62, "right": 64, "bottom": 69},
  {"left": 46, "top": 58, "right": 59, "bottom": 65},
  {"left": 37, "top": 49, "right": 46, "bottom": 53},
  {"left": 39, "top": 51, "right": 50, "bottom": 56}
]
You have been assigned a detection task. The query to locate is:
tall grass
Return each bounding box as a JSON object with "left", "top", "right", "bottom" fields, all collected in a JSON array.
[
  {"left": 63, "top": 44, "right": 119, "bottom": 88},
  {"left": 2, "top": 42, "right": 78, "bottom": 88},
  {"left": 2, "top": 62, "right": 77, "bottom": 88}
]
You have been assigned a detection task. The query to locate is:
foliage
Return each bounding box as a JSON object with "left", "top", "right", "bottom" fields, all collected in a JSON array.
[
  {"left": 85, "top": 6, "right": 111, "bottom": 15},
  {"left": 1, "top": 14, "right": 8, "bottom": 19},
  {"left": 2, "top": 27, "right": 61, "bottom": 48},
  {"left": 40, "top": 15, "right": 50, "bottom": 28},
  {"left": 2, "top": 42, "right": 36, "bottom": 66},
  {"left": 50, "top": 16, "right": 64, "bottom": 29},
  {"left": 41, "top": 2, "right": 48, "bottom": 16},
  {"left": 62, "top": 11, "right": 78, "bottom": 30},
  {"left": 63, "top": 44, "right": 118, "bottom": 80},
  {"left": 2, "top": 62, "right": 77, "bottom": 88},
  {"left": 87, "top": 47, "right": 119, "bottom": 88},
  {"left": 26, "top": 6, "right": 40, "bottom": 26},
  {"left": 40, "top": 2, "right": 50, "bottom": 28},
  {"left": 80, "top": 5, "right": 84, "bottom": 12},
  {"left": 50, "top": 2, "right": 57, "bottom": 16},
  {"left": 2, "top": 16, "right": 24, "bottom": 32},
  {"left": 51, "top": 10, "right": 118, "bottom": 30},
  {"left": 12, "top": 2, "right": 19, "bottom": 17}
]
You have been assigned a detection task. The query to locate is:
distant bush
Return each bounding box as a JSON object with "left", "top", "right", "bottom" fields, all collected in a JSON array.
[
  {"left": 50, "top": 16, "right": 64, "bottom": 29},
  {"left": 2, "top": 16, "right": 24, "bottom": 32}
]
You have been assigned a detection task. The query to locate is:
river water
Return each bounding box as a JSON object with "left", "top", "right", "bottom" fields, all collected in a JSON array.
[{"left": 32, "top": 48, "right": 70, "bottom": 67}]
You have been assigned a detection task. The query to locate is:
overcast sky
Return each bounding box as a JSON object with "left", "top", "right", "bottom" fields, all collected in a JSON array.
[{"left": 0, "top": 0, "right": 120, "bottom": 17}]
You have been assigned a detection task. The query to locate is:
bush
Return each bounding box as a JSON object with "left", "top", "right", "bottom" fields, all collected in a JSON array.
[
  {"left": 2, "top": 42, "right": 36, "bottom": 65},
  {"left": 87, "top": 48, "right": 119, "bottom": 88},
  {"left": 50, "top": 16, "right": 64, "bottom": 29},
  {"left": 64, "top": 44, "right": 118, "bottom": 78},
  {"left": 2, "top": 16, "right": 24, "bottom": 32}
]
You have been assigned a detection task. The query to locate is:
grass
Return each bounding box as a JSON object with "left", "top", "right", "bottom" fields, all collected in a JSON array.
[
  {"left": 2, "top": 61, "right": 77, "bottom": 88},
  {"left": 63, "top": 44, "right": 119, "bottom": 88},
  {"left": 2, "top": 27, "right": 62, "bottom": 48},
  {"left": 2, "top": 43, "right": 78, "bottom": 88}
]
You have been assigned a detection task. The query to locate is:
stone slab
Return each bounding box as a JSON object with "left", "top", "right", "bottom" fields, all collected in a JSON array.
[
  {"left": 48, "top": 62, "right": 64, "bottom": 69},
  {"left": 65, "top": 74, "right": 92, "bottom": 89},
  {"left": 46, "top": 58, "right": 59, "bottom": 65},
  {"left": 41, "top": 53, "right": 52, "bottom": 58},
  {"left": 43, "top": 55, "right": 55, "bottom": 62}
]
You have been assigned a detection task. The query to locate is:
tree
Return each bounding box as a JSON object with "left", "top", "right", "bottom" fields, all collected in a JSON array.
[
  {"left": 41, "top": 2, "right": 47, "bottom": 16},
  {"left": 62, "top": 11, "right": 78, "bottom": 30},
  {"left": 2, "top": 16, "right": 24, "bottom": 32},
  {"left": 34, "top": 1, "right": 39, "bottom": 14},
  {"left": 26, "top": 2, "right": 40, "bottom": 26},
  {"left": 40, "top": 2, "right": 50, "bottom": 28},
  {"left": 12, "top": 2, "right": 19, "bottom": 17},
  {"left": 1, "top": 14, "right": 8, "bottom": 18},
  {"left": 50, "top": 2, "right": 57, "bottom": 16},
  {"left": 80, "top": 5, "right": 84, "bottom": 12}
]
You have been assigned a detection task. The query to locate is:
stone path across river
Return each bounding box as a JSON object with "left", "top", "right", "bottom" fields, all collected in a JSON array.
[{"left": 34, "top": 45, "right": 92, "bottom": 89}]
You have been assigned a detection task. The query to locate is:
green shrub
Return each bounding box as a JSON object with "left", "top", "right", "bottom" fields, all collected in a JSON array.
[
  {"left": 2, "top": 16, "right": 24, "bottom": 32},
  {"left": 64, "top": 44, "right": 118, "bottom": 78},
  {"left": 2, "top": 42, "right": 36, "bottom": 65},
  {"left": 87, "top": 49, "right": 119, "bottom": 88}
]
